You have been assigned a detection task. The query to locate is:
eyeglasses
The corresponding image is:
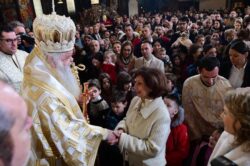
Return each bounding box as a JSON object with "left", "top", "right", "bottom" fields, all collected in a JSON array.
[{"left": 0, "top": 38, "right": 18, "bottom": 44}]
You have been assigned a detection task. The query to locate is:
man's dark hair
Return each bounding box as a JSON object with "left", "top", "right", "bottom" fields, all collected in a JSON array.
[
  {"left": 115, "top": 25, "right": 123, "bottom": 31},
  {"left": 178, "top": 16, "right": 189, "bottom": 24},
  {"left": 162, "top": 93, "right": 181, "bottom": 106},
  {"left": 230, "top": 39, "right": 249, "bottom": 54},
  {"left": 0, "top": 107, "right": 15, "bottom": 166},
  {"left": 111, "top": 90, "right": 127, "bottom": 103},
  {"left": 198, "top": 56, "right": 220, "bottom": 71},
  {"left": 194, "top": 34, "right": 205, "bottom": 43},
  {"left": 203, "top": 44, "right": 215, "bottom": 54},
  {"left": 153, "top": 38, "right": 163, "bottom": 47},
  {"left": 0, "top": 25, "right": 14, "bottom": 38},
  {"left": 141, "top": 40, "right": 152, "bottom": 46},
  {"left": 124, "top": 24, "right": 133, "bottom": 29}
]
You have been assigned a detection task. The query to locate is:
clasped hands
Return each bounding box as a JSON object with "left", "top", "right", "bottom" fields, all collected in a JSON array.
[{"left": 106, "top": 129, "right": 124, "bottom": 145}]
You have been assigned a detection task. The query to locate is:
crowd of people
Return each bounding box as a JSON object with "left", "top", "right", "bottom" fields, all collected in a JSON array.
[
  {"left": 0, "top": 4, "right": 250, "bottom": 166},
  {"left": 72, "top": 7, "right": 250, "bottom": 165}
]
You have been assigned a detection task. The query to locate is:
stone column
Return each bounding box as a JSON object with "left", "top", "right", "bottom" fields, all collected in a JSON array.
[
  {"left": 128, "top": 0, "right": 138, "bottom": 16},
  {"left": 32, "top": 0, "right": 43, "bottom": 16}
]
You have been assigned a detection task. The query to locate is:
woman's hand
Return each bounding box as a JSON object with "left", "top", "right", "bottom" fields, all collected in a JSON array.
[{"left": 106, "top": 130, "right": 119, "bottom": 145}]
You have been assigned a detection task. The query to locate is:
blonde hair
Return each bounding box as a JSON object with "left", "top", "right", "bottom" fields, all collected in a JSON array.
[
  {"left": 224, "top": 88, "right": 250, "bottom": 152},
  {"left": 104, "top": 50, "right": 115, "bottom": 59}
]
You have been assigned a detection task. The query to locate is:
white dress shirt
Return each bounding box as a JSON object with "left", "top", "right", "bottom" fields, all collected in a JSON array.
[{"left": 228, "top": 64, "right": 246, "bottom": 88}]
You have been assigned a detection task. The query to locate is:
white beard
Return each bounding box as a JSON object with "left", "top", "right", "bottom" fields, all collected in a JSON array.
[{"left": 55, "top": 60, "right": 81, "bottom": 98}]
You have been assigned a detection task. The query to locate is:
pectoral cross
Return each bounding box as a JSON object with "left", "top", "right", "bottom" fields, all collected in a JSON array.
[{"left": 82, "top": 82, "right": 90, "bottom": 123}]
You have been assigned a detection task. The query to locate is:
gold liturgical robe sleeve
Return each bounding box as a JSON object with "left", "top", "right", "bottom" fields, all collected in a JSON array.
[{"left": 27, "top": 92, "right": 108, "bottom": 166}]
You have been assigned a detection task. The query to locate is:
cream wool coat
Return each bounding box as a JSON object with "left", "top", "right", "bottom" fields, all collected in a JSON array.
[{"left": 116, "top": 96, "right": 171, "bottom": 166}]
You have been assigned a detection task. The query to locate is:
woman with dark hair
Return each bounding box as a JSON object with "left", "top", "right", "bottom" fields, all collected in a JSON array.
[
  {"left": 114, "top": 71, "right": 136, "bottom": 113},
  {"left": 114, "top": 67, "right": 171, "bottom": 166},
  {"left": 208, "top": 88, "right": 250, "bottom": 166},
  {"left": 98, "top": 72, "right": 113, "bottom": 105},
  {"left": 186, "top": 44, "right": 203, "bottom": 77},
  {"left": 213, "top": 20, "right": 224, "bottom": 33},
  {"left": 220, "top": 39, "right": 250, "bottom": 88},
  {"left": 116, "top": 40, "right": 136, "bottom": 73},
  {"left": 152, "top": 38, "right": 163, "bottom": 57}
]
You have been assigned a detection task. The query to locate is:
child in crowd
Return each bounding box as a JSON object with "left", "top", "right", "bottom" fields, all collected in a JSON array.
[
  {"left": 172, "top": 53, "right": 182, "bottom": 77},
  {"left": 165, "top": 73, "right": 181, "bottom": 102},
  {"left": 99, "top": 90, "right": 127, "bottom": 166},
  {"left": 101, "top": 50, "right": 117, "bottom": 84},
  {"left": 115, "top": 71, "right": 136, "bottom": 113},
  {"left": 163, "top": 94, "right": 189, "bottom": 166},
  {"left": 87, "top": 79, "right": 110, "bottom": 127},
  {"left": 105, "top": 90, "right": 127, "bottom": 129},
  {"left": 91, "top": 52, "right": 103, "bottom": 78},
  {"left": 157, "top": 47, "right": 173, "bottom": 73},
  {"left": 190, "top": 127, "right": 223, "bottom": 166},
  {"left": 98, "top": 73, "right": 113, "bottom": 105}
]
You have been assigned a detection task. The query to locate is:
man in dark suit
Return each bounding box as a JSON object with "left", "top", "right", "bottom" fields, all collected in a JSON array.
[{"left": 92, "top": 24, "right": 102, "bottom": 40}]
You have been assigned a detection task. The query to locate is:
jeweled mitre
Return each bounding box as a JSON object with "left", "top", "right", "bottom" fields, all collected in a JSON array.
[{"left": 33, "top": 12, "right": 76, "bottom": 53}]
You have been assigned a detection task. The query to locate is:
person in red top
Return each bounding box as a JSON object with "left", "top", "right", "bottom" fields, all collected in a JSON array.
[
  {"left": 101, "top": 50, "right": 117, "bottom": 84},
  {"left": 163, "top": 94, "right": 190, "bottom": 166}
]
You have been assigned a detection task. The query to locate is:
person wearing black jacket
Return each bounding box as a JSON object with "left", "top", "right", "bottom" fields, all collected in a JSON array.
[{"left": 220, "top": 39, "right": 250, "bottom": 88}]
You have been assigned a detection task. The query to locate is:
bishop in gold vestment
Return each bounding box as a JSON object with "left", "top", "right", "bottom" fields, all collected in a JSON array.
[
  {"left": 22, "top": 47, "right": 109, "bottom": 166},
  {"left": 21, "top": 11, "right": 113, "bottom": 166}
]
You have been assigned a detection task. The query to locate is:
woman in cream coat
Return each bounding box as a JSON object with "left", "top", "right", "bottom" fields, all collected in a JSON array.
[
  {"left": 208, "top": 88, "right": 250, "bottom": 166},
  {"left": 115, "top": 67, "right": 171, "bottom": 166}
]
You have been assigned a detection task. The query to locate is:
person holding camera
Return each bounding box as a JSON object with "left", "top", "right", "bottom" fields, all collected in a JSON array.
[
  {"left": 208, "top": 88, "right": 250, "bottom": 166},
  {"left": 8, "top": 21, "right": 35, "bottom": 53}
]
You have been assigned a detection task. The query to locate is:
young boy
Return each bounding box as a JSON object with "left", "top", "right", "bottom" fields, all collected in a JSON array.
[
  {"left": 157, "top": 47, "right": 173, "bottom": 73},
  {"left": 105, "top": 90, "right": 127, "bottom": 130},
  {"left": 99, "top": 90, "right": 127, "bottom": 166},
  {"left": 165, "top": 73, "right": 181, "bottom": 103},
  {"left": 163, "top": 94, "right": 189, "bottom": 166},
  {"left": 87, "top": 79, "right": 110, "bottom": 127}
]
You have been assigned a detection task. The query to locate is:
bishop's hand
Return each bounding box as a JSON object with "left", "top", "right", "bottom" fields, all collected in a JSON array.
[{"left": 106, "top": 130, "right": 119, "bottom": 145}]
